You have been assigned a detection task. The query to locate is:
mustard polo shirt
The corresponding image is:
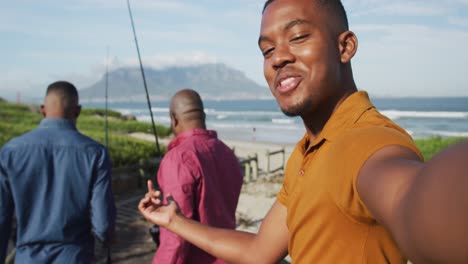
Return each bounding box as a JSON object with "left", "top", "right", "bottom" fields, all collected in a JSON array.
[{"left": 278, "top": 91, "right": 423, "bottom": 263}]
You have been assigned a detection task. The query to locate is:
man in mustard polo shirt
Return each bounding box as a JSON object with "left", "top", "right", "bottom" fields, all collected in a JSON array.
[{"left": 138, "top": 0, "right": 468, "bottom": 263}]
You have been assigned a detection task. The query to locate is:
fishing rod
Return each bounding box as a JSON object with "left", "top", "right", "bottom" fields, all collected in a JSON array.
[
  {"left": 126, "top": 0, "right": 162, "bottom": 247},
  {"left": 105, "top": 46, "right": 109, "bottom": 148},
  {"left": 126, "top": 0, "right": 161, "bottom": 158}
]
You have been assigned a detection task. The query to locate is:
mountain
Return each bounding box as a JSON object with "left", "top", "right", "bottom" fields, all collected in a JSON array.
[{"left": 79, "top": 63, "right": 270, "bottom": 102}]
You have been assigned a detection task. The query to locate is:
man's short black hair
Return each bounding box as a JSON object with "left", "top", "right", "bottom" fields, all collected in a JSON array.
[
  {"left": 262, "top": 0, "right": 349, "bottom": 31},
  {"left": 46, "top": 81, "right": 79, "bottom": 113},
  {"left": 47, "top": 81, "right": 78, "bottom": 100}
]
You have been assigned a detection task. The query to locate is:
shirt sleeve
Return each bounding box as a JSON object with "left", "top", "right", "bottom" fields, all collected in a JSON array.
[
  {"left": 327, "top": 126, "right": 423, "bottom": 222},
  {"left": 154, "top": 151, "right": 198, "bottom": 264},
  {"left": 0, "top": 148, "right": 13, "bottom": 263},
  {"left": 90, "top": 147, "right": 116, "bottom": 245}
]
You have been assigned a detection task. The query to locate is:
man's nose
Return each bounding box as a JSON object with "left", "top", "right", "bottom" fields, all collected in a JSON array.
[{"left": 272, "top": 45, "right": 295, "bottom": 70}]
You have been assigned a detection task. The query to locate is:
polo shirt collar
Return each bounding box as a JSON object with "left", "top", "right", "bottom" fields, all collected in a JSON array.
[{"left": 300, "top": 91, "right": 375, "bottom": 153}]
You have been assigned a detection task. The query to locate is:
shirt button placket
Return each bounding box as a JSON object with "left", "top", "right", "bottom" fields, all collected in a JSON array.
[{"left": 299, "top": 169, "right": 305, "bottom": 176}]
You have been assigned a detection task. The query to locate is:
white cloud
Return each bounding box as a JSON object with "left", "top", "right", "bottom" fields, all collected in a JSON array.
[
  {"left": 453, "top": 0, "right": 468, "bottom": 5},
  {"left": 67, "top": 0, "right": 186, "bottom": 10},
  {"left": 345, "top": 0, "right": 459, "bottom": 17},
  {"left": 2, "top": 0, "right": 467, "bottom": 98},
  {"left": 449, "top": 16, "right": 468, "bottom": 27},
  {"left": 122, "top": 52, "right": 219, "bottom": 69},
  {"left": 67, "top": 0, "right": 209, "bottom": 17},
  {"left": 353, "top": 23, "right": 468, "bottom": 96}
]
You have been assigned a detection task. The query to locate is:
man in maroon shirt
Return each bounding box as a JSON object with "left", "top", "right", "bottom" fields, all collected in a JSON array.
[{"left": 151, "top": 89, "right": 243, "bottom": 264}]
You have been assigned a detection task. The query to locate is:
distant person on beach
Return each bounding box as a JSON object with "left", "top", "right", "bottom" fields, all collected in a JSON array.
[
  {"left": 148, "top": 89, "right": 243, "bottom": 264},
  {"left": 0, "top": 81, "right": 116, "bottom": 263},
  {"left": 138, "top": 0, "right": 468, "bottom": 263}
]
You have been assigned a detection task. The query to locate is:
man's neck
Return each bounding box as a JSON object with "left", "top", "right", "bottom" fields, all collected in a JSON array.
[
  {"left": 176, "top": 123, "right": 206, "bottom": 137},
  {"left": 302, "top": 88, "right": 357, "bottom": 141}
]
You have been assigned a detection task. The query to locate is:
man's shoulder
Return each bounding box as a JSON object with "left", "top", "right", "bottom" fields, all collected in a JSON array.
[
  {"left": 164, "top": 136, "right": 230, "bottom": 161},
  {"left": 337, "top": 125, "right": 414, "bottom": 146},
  {"left": 3, "top": 127, "right": 105, "bottom": 154},
  {"left": 182, "top": 136, "right": 233, "bottom": 154},
  {"left": 328, "top": 125, "right": 420, "bottom": 162},
  {"left": 1, "top": 128, "right": 40, "bottom": 150},
  {"left": 46, "top": 125, "right": 105, "bottom": 149},
  {"left": 73, "top": 131, "right": 105, "bottom": 147},
  {"left": 68, "top": 133, "right": 109, "bottom": 159}
]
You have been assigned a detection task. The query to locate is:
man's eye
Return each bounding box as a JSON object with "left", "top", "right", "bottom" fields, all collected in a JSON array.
[
  {"left": 290, "top": 34, "right": 310, "bottom": 43},
  {"left": 262, "top": 48, "right": 274, "bottom": 57}
]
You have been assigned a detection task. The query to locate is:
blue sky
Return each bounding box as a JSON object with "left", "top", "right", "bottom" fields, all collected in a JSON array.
[{"left": 2, "top": 0, "right": 468, "bottom": 102}]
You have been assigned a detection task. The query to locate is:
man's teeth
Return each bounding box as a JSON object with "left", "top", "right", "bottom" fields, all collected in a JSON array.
[{"left": 281, "top": 77, "right": 295, "bottom": 87}]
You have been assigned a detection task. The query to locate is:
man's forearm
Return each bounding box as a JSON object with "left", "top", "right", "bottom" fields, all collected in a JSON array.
[
  {"left": 397, "top": 141, "right": 468, "bottom": 263},
  {"left": 91, "top": 156, "right": 116, "bottom": 244},
  {"left": 90, "top": 194, "right": 116, "bottom": 244},
  {"left": 168, "top": 214, "right": 259, "bottom": 264}
]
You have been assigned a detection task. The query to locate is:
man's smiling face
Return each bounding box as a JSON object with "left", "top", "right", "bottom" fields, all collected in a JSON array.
[{"left": 259, "top": 0, "right": 344, "bottom": 117}]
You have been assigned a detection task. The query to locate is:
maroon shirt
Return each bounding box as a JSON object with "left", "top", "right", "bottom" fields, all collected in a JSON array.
[{"left": 153, "top": 129, "right": 243, "bottom": 264}]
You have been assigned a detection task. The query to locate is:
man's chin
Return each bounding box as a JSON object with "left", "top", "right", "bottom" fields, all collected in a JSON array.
[
  {"left": 280, "top": 107, "right": 301, "bottom": 117},
  {"left": 278, "top": 99, "right": 305, "bottom": 117}
]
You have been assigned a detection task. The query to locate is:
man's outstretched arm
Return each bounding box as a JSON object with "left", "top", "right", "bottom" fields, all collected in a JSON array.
[
  {"left": 139, "top": 180, "right": 289, "bottom": 264},
  {"left": 358, "top": 140, "right": 468, "bottom": 263}
]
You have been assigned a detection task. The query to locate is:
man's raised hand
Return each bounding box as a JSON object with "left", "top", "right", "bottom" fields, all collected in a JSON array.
[{"left": 138, "top": 180, "right": 180, "bottom": 228}]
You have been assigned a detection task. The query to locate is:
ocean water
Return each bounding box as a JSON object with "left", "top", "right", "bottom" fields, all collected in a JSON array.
[{"left": 83, "top": 97, "right": 468, "bottom": 145}]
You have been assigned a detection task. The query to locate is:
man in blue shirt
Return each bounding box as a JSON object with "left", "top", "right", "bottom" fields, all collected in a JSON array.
[{"left": 0, "top": 81, "right": 116, "bottom": 263}]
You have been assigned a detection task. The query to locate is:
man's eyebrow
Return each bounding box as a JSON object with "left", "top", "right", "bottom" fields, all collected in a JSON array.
[
  {"left": 284, "top": 18, "right": 310, "bottom": 31},
  {"left": 258, "top": 18, "right": 311, "bottom": 47},
  {"left": 258, "top": 35, "right": 271, "bottom": 47}
]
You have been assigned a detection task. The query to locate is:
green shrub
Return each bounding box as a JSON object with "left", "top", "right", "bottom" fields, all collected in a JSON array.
[
  {"left": 78, "top": 109, "right": 171, "bottom": 137},
  {"left": 415, "top": 137, "right": 466, "bottom": 161},
  {"left": 82, "top": 130, "right": 165, "bottom": 167},
  {"left": 0, "top": 100, "right": 169, "bottom": 167},
  {"left": 80, "top": 108, "right": 123, "bottom": 119}
]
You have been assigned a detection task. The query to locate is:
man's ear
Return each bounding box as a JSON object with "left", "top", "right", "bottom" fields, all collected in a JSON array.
[
  {"left": 170, "top": 112, "right": 178, "bottom": 128},
  {"left": 338, "top": 30, "right": 358, "bottom": 64},
  {"left": 76, "top": 105, "right": 82, "bottom": 118},
  {"left": 40, "top": 105, "right": 46, "bottom": 117}
]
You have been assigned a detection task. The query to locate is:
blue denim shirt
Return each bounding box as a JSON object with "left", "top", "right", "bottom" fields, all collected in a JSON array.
[{"left": 0, "top": 118, "right": 116, "bottom": 263}]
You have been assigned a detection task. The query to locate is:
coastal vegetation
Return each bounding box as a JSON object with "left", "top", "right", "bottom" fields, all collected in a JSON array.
[
  {"left": 0, "top": 100, "right": 170, "bottom": 167},
  {"left": 1, "top": 99, "right": 466, "bottom": 166},
  {"left": 415, "top": 137, "right": 466, "bottom": 160}
]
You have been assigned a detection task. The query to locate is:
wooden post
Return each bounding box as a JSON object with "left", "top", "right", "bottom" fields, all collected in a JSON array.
[
  {"left": 266, "top": 150, "right": 271, "bottom": 177},
  {"left": 244, "top": 157, "right": 251, "bottom": 182},
  {"left": 281, "top": 147, "right": 286, "bottom": 171},
  {"left": 252, "top": 153, "right": 258, "bottom": 180}
]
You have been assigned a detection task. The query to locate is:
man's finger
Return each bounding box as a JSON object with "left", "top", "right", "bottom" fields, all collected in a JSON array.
[
  {"left": 138, "top": 197, "right": 149, "bottom": 212},
  {"left": 147, "top": 179, "right": 155, "bottom": 193},
  {"left": 150, "top": 190, "right": 161, "bottom": 197},
  {"left": 151, "top": 197, "right": 162, "bottom": 205}
]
